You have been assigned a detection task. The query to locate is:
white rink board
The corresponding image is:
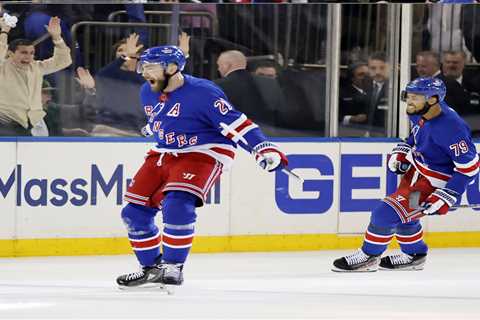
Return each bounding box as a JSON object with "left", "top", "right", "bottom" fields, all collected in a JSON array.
[
  {"left": 0, "top": 143, "right": 16, "bottom": 239},
  {"left": 0, "top": 140, "right": 478, "bottom": 240},
  {"left": 9, "top": 142, "right": 231, "bottom": 238}
]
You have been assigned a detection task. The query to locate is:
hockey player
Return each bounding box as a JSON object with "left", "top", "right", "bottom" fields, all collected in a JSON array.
[
  {"left": 332, "top": 77, "right": 479, "bottom": 272},
  {"left": 116, "top": 46, "right": 288, "bottom": 288}
]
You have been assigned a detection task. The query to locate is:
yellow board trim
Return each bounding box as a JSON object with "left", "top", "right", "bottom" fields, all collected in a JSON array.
[{"left": 1, "top": 232, "right": 480, "bottom": 257}]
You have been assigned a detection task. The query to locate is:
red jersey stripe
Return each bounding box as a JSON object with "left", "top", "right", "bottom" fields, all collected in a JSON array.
[
  {"left": 162, "top": 235, "right": 194, "bottom": 246},
  {"left": 413, "top": 159, "right": 451, "bottom": 181},
  {"left": 234, "top": 119, "right": 253, "bottom": 132},
  {"left": 396, "top": 231, "right": 423, "bottom": 243},
  {"left": 456, "top": 161, "right": 480, "bottom": 174},
  {"left": 365, "top": 232, "right": 393, "bottom": 243},
  {"left": 210, "top": 147, "right": 235, "bottom": 159},
  {"left": 130, "top": 237, "right": 161, "bottom": 249}
]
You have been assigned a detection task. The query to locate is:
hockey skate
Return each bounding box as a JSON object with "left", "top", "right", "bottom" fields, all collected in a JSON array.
[
  {"left": 379, "top": 252, "right": 426, "bottom": 271},
  {"left": 157, "top": 263, "right": 184, "bottom": 285},
  {"left": 116, "top": 266, "right": 167, "bottom": 290},
  {"left": 332, "top": 249, "right": 380, "bottom": 272}
]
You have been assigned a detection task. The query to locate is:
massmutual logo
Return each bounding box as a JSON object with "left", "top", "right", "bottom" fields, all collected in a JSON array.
[{"left": 0, "top": 165, "right": 220, "bottom": 207}]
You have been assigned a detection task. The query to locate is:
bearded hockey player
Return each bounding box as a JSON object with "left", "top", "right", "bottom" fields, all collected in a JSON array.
[
  {"left": 332, "top": 77, "right": 479, "bottom": 272},
  {"left": 115, "top": 46, "right": 288, "bottom": 288}
]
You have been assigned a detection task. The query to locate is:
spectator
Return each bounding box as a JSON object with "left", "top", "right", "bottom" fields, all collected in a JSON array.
[
  {"left": 415, "top": 51, "right": 470, "bottom": 115},
  {"left": 75, "top": 33, "right": 190, "bottom": 136},
  {"left": 41, "top": 79, "right": 62, "bottom": 136},
  {"left": 442, "top": 50, "right": 480, "bottom": 115},
  {"left": 41, "top": 79, "right": 89, "bottom": 137},
  {"left": 215, "top": 50, "right": 278, "bottom": 128},
  {"left": 0, "top": 16, "right": 72, "bottom": 136},
  {"left": 339, "top": 61, "right": 369, "bottom": 130},
  {"left": 366, "top": 52, "right": 389, "bottom": 134},
  {"left": 415, "top": 51, "right": 442, "bottom": 78},
  {"left": 74, "top": 33, "right": 145, "bottom": 136},
  {"left": 252, "top": 60, "right": 279, "bottom": 79},
  {"left": 442, "top": 50, "right": 479, "bottom": 91}
]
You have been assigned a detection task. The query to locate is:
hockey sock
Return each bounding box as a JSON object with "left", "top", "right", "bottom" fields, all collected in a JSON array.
[
  {"left": 396, "top": 221, "right": 428, "bottom": 255},
  {"left": 362, "top": 223, "right": 395, "bottom": 256},
  {"left": 161, "top": 191, "right": 197, "bottom": 264},
  {"left": 361, "top": 202, "right": 400, "bottom": 256},
  {"left": 121, "top": 203, "right": 161, "bottom": 266}
]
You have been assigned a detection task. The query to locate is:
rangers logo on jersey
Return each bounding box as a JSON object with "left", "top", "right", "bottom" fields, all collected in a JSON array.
[
  {"left": 153, "top": 121, "right": 162, "bottom": 133},
  {"left": 144, "top": 105, "right": 153, "bottom": 116},
  {"left": 166, "top": 103, "right": 181, "bottom": 117}
]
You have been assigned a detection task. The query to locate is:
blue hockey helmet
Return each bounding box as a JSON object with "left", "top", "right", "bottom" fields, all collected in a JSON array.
[
  {"left": 137, "top": 45, "right": 186, "bottom": 73},
  {"left": 401, "top": 77, "right": 446, "bottom": 103}
]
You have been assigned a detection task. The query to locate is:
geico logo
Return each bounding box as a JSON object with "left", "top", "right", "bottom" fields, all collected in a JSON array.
[
  {"left": 0, "top": 164, "right": 221, "bottom": 207},
  {"left": 275, "top": 154, "right": 480, "bottom": 214}
]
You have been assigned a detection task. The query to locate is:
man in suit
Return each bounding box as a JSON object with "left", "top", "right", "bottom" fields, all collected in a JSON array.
[
  {"left": 415, "top": 51, "right": 470, "bottom": 115},
  {"left": 215, "top": 50, "right": 297, "bottom": 135},
  {"left": 339, "top": 62, "right": 369, "bottom": 126},
  {"left": 366, "top": 52, "right": 389, "bottom": 135},
  {"left": 215, "top": 50, "right": 271, "bottom": 125},
  {"left": 442, "top": 50, "right": 480, "bottom": 94}
]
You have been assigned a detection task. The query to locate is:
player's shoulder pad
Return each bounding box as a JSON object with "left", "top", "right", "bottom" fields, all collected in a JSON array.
[
  {"left": 430, "top": 112, "right": 471, "bottom": 143},
  {"left": 184, "top": 74, "right": 227, "bottom": 98}
]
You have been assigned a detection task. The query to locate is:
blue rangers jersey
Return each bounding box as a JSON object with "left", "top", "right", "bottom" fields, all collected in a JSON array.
[
  {"left": 405, "top": 101, "right": 479, "bottom": 195},
  {"left": 140, "top": 74, "right": 268, "bottom": 168}
]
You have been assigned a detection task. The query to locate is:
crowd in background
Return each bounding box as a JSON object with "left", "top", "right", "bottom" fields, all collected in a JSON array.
[{"left": 0, "top": 3, "right": 479, "bottom": 138}]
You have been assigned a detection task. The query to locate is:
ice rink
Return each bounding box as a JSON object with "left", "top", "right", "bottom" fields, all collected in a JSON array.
[{"left": 1, "top": 249, "right": 479, "bottom": 319}]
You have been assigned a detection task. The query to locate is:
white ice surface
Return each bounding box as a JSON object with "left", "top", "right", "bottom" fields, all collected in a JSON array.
[{"left": 0, "top": 249, "right": 479, "bottom": 319}]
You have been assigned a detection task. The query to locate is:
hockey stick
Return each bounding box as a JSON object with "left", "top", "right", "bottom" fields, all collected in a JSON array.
[
  {"left": 410, "top": 203, "right": 480, "bottom": 216},
  {"left": 219, "top": 122, "right": 303, "bottom": 182}
]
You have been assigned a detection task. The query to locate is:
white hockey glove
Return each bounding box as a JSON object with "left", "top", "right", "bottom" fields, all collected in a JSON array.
[
  {"left": 141, "top": 124, "right": 153, "bottom": 137},
  {"left": 422, "top": 188, "right": 459, "bottom": 216},
  {"left": 252, "top": 142, "right": 288, "bottom": 172},
  {"left": 387, "top": 142, "right": 411, "bottom": 174},
  {"left": 30, "top": 119, "right": 49, "bottom": 137}
]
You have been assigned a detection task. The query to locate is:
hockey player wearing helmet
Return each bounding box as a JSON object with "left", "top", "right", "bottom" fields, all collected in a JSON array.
[
  {"left": 116, "top": 45, "right": 289, "bottom": 289},
  {"left": 333, "top": 77, "right": 479, "bottom": 272},
  {"left": 136, "top": 45, "right": 186, "bottom": 93}
]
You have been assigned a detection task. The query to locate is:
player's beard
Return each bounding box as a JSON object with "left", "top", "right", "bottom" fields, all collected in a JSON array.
[
  {"left": 147, "top": 70, "right": 177, "bottom": 92},
  {"left": 406, "top": 103, "right": 424, "bottom": 115},
  {"left": 149, "top": 79, "right": 166, "bottom": 92}
]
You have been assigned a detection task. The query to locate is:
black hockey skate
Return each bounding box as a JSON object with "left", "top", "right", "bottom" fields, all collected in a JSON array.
[
  {"left": 332, "top": 249, "right": 380, "bottom": 272},
  {"left": 116, "top": 266, "right": 164, "bottom": 289},
  {"left": 157, "top": 263, "right": 184, "bottom": 285},
  {"left": 380, "top": 253, "right": 426, "bottom": 271}
]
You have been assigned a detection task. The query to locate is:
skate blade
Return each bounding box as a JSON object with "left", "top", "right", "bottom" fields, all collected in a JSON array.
[
  {"left": 379, "top": 265, "right": 424, "bottom": 271},
  {"left": 331, "top": 267, "right": 378, "bottom": 273},
  {"left": 118, "top": 283, "right": 176, "bottom": 295}
]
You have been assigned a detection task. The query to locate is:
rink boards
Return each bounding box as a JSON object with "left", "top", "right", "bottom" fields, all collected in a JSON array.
[{"left": 0, "top": 137, "right": 479, "bottom": 256}]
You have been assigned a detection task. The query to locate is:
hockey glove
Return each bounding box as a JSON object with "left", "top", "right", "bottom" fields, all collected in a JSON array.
[
  {"left": 253, "top": 142, "right": 288, "bottom": 172},
  {"left": 141, "top": 124, "right": 153, "bottom": 137},
  {"left": 387, "top": 142, "right": 412, "bottom": 174},
  {"left": 422, "top": 188, "right": 459, "bottom": 216}
]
